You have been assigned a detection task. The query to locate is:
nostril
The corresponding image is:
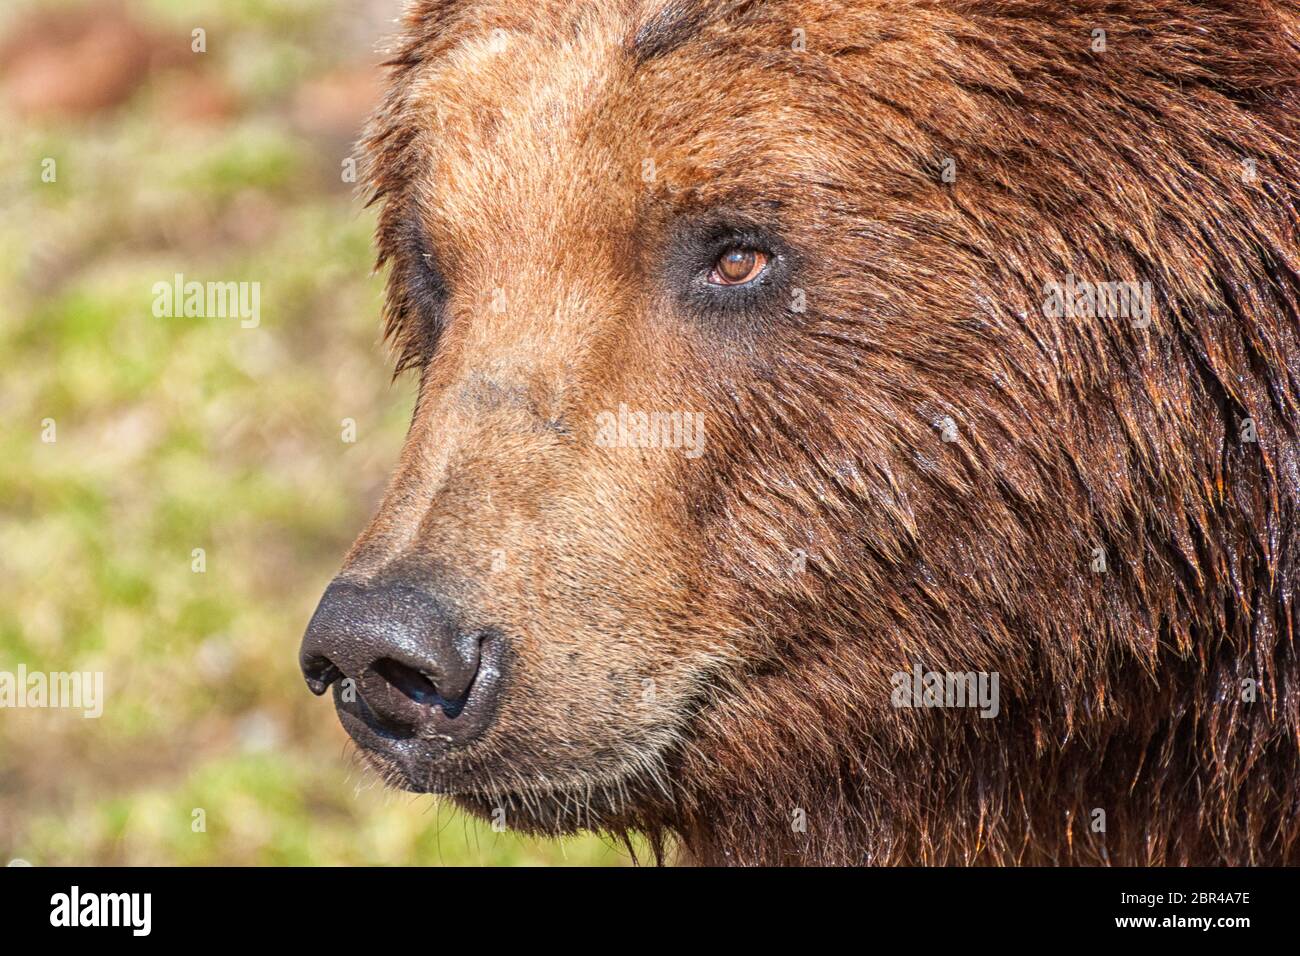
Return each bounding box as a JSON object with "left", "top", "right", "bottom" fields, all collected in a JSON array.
[
  {"left": 301, "top": 654, "right": 341, "bottom": 696},
  {"left": 372, "top": 658, "right": 472, "bottom": 718}
]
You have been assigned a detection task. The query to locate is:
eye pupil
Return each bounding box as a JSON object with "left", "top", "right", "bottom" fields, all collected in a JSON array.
[
  {"left": 722, "top": 250, "right": 755, "bottom": 279},
  {"left": 710, "top": 247, "right": 767, "bottom": 285}
]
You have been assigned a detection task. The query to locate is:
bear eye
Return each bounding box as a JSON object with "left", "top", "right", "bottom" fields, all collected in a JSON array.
[{"left": 708, "top": 248, "right": 768, "bottom": 286}]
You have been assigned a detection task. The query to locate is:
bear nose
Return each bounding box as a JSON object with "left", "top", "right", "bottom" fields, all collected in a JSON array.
[{"left": 298, "top": 580, "right": 498, "bottom": 741}]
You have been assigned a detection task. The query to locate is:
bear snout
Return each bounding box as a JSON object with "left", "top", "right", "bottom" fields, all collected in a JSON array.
[{"left": 299, "top": 579, "right": 507, "bottom": 761}]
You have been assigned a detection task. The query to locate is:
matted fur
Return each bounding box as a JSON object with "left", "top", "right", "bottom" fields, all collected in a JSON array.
[{"left": 346, "top": 0, "right": 1300, "bottom": 865}]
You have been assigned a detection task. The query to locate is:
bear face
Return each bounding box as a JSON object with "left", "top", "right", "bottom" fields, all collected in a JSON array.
[{"left": 301, "top": 0, "right": 1300, "bottom": 864}]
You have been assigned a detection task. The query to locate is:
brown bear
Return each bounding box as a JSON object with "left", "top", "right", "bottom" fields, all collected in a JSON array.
[{"left": 299, "top": 0, "right": 1300, "bottom": 865}]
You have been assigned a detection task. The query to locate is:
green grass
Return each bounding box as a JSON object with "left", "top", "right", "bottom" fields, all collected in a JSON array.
[{"left": 0, "top": 0, "right": 633, "bottom": 866}]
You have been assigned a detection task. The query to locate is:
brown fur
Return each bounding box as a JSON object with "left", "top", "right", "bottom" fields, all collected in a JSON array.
[{"left": 344, "top": 0, "right": 1300, "bottom": 864}]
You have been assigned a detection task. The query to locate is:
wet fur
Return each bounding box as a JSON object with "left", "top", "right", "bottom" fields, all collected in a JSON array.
[{"left": 352, "top": 0, "right": 1300, "bottom": 864}]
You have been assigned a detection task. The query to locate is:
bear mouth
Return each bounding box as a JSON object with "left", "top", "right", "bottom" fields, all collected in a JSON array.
[
  {"left": 341, "top": 736, "right": 674, "bottom": 837},
  {"left": 337, "top": 658, "right": 713, "bottom": 833},
  {"left": 342, "top": 708, "right": 690, "bottom": 835},
  {"left": 445, "top": 761, "right": 678, "bottom": 836}
]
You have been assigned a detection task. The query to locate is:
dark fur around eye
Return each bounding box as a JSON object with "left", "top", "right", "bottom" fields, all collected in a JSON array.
[
  {"left": 666, "top": 216, "right": 795, "bottom": 326},
  {"left": 387, "top": 221, "right": 450, "bottom": 372},
  {"left": 403, "top": 223, "right": 449, "bottom": 317}
]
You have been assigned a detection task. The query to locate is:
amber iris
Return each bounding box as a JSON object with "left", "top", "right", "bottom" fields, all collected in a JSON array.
[{"left": 709, "top": 248, "right": 768, "bottom": 285}]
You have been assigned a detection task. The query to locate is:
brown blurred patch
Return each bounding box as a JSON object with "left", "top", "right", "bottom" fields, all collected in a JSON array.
[
  {"left": 153, "top": 70, "right": 240, "bottom": 125},
  {"left": 292, "top": 64, "right": 386, "bottom": 140},
  {"left": 0, "top": 0, "right": 186, "bottom": 119}
]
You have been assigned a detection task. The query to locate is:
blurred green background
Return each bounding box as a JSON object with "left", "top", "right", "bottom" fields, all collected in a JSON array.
[{"left": 0, "top": 0, "right": 633, "bottom": 865}]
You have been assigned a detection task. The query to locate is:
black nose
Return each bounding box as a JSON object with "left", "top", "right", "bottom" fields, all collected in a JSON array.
[{"left": 299, "top": 580, "right": 504, "bottom": 747}]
